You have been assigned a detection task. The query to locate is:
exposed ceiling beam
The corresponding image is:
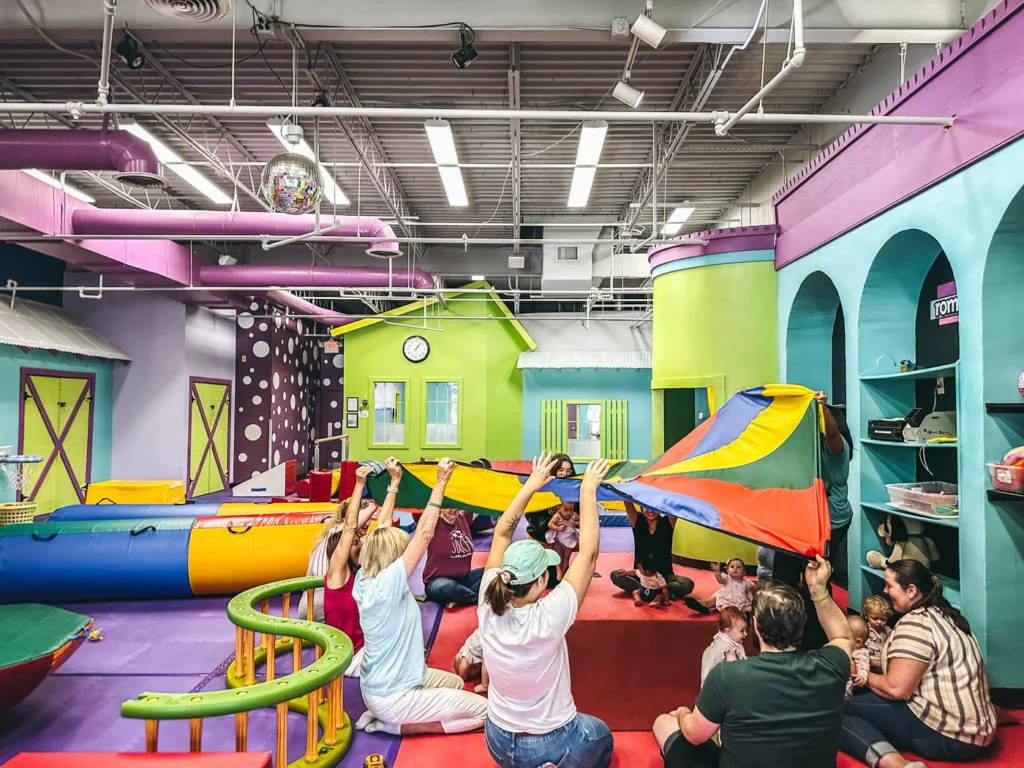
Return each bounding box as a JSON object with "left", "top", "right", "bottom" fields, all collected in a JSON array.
[{"left": 508, "top": 42, "right": 521, "bottom": 253}]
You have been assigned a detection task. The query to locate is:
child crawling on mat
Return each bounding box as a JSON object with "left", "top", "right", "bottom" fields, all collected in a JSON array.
[
  {"left": 545, "top": 501, "right": 580, "bottom": 580},
  {"left": 685, "top": 557, "right": 755, "bottom": 616},
  {"left": 699, "top": 606, "right": 748, "bottom": 687},
  {"left": 452, "top": 628, "right": 489, "bottom": 694},
  {"left": 845, "top": 615, "right": 870, "bottom": 699},
  {"left": 618, "top": 554, "right": 670, "bottom": 608}
]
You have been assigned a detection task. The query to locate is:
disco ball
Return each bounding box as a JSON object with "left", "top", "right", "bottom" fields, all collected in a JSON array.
[{"left": 261, "top": 152, "right": 324, "bottom": 214}]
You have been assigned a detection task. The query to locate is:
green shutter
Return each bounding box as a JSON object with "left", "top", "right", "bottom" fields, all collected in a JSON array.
[
  {"left": 603, "top": 399, "right": 628, "bottom": 460},
  {"left": 541, "top": 399, "right": 565, "bottom": 453}
]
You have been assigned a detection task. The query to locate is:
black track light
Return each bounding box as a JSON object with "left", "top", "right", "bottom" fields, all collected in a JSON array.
[
  {"left": 116, "top": 34, "right": 145, "bottom": 70},
  {"left": 451, "top": 25, "right": 478, "bottom": 70}
]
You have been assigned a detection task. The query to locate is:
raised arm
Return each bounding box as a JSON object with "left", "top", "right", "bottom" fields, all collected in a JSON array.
[
  {"left": 805, "top": 555, "right": 854, "bottom": 658},
  {"left": 375, "top": 457, "right": 403, "bottom": 528},
  {"left": 401, "top": 457, "right": 455, "bottom": 578},
  {"left": 326, "top": 466, "right": 371, "bottom": 589},
  {"left": 711, "top": 562, "right": 728, "bottom": 585},
  {"left": 815, "top": 391, "right": 845, "bottom": 456},
  {"left": 486, "top": 453, "right": 558, "bottom": 570},
  {"left": 563, "top": 459, "right": 610, "bottom": 605},
  {"left": 623, "top": 500, "right": 639, "bottom": 527}
]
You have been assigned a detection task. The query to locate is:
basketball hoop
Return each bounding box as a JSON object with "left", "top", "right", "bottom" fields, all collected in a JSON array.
[{"left": 0, "top": 449, "right": 43, "bottom": 525}]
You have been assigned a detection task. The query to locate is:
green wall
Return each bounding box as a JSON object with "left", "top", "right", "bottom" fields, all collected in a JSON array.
[
  {"left": 651, "top": 255, "right": 778, "bottom": 566},
  {"left": 342, "top": 297, "right": 528, "bottom": 463}
]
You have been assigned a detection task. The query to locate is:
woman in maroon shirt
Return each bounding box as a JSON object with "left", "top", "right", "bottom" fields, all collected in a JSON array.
[
  {"left": 324, "top": 458, "right": 402, "bottom": 676},
  {"left": 423, "top": 506, "right": 483, "bottom": 606}
]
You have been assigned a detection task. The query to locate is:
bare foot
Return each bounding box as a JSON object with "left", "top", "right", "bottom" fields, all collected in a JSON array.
[
  {"left": 473, "top": 683, "right": 488, "bottom": 694},
  {"left": 632, "top": 591, "right": 644, "bottom": 607},
  {"left": 650, "top": 600, "right": 663, "bottom": 609}
]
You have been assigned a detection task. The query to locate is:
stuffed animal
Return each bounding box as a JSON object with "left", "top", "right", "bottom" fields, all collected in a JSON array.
[
  {"left": 1003, "top": 446, "right": 1024, "bottom": 467},
  {"left": 866, "top": 514, "right": 940, "bottom": 570}
]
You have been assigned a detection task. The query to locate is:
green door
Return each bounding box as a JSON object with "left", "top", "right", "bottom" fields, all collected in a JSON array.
[
  {"left": 188, "top": 378, "right": 230, "bottom": 498},
  {"left": 20, "top": 370, "right": 94, "bottom": 516}
]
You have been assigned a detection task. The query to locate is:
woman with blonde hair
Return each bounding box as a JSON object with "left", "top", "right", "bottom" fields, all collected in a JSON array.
[
  {"left": 354, "top": 457, "right": 488, "bottom": 736},
  {"left": 478, "top": 452, "right": 615, "bottom": 768},
  {"left": 297, "top": 459, "right": 402, "bottom": 622}
]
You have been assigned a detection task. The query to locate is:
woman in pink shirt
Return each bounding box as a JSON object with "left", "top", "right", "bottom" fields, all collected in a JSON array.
[
  {"left": 423, "top": 506, "right": 483, "bottom": 607},
  {"left": 323, "top": 458, "right": 402, "bottom": 676}
]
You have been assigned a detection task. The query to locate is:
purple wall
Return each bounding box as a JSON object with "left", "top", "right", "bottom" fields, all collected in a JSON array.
[
  {"left": 233, "top": 300, "right": 325, "bottom": 481},
  {"left": 773, "top": 0, "right": 1024, "bottom": 267}
]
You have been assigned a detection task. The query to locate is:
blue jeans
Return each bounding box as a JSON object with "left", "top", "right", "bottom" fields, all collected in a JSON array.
[
  {"left": 840, "top": 693, "right": 990, "bottom": 764},
  {"left": 485, "top": 713, "right": 614, "bottom": 768},
  {"left": 424, "top": 567, "right": 484, "bottom": 606}
]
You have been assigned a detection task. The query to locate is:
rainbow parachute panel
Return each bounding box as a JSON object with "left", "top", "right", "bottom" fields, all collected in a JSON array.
[{"left": 367, "top": 385, "right": 830, "bottom": 556}]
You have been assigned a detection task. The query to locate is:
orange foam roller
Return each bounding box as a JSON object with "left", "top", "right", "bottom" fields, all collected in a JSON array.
[{"left": 187, "top": 514, "right": 327, "bottom": 595}]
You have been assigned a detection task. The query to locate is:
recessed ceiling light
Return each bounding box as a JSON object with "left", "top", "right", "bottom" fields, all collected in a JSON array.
[
  {"left": 662, "top": 206, "right": 696, "bottom": 235},
  {"left": 122, "top": 122, "right": 231, "bottom": 205},
  {"left": 567, "top": 121, "right": 607, "bottom": 208},
  {"left": 471, "top": 274, "right": 486, "bottom": 281},
  {"left": 424, "top": 119, "right": 469, "bottom": 207}
]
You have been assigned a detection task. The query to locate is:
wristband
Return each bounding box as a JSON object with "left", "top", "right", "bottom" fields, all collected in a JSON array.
[
  {"left": 426, "top": 501, "right": 441, "bottom": 509},
  {"left": 387, "top": 485, "right": 399, "bottom": 494},
  {"left": 810, "top": 590, "right": 829, "bottom": 603}
]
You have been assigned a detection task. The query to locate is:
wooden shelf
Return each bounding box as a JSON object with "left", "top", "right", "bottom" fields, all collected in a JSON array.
[
  {"left": 985, "top": 402, "right": 1024, "bottom": 414},
  {"left": 860, "top": 564, "right": 961, "bottom": 610},
  {"left": 860, "top": 438, "right": 958, "bottom": 449},
  {"left": 988, "top": 489, "right": 1024, "bottom": 503},
  {"left": 861, "top": 501, "right": 960, "bottom": 528},
  {"left": 860, "top": 362, "right": 958, "bottom": 382}
]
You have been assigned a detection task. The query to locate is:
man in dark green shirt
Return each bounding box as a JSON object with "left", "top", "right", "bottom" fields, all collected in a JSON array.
[{"left": 653, "top": 556, "right": 853, "bottom": 768}]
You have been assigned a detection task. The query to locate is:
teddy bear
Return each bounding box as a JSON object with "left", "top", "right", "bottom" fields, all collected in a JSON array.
[{"left": 866, "top": 514, "right": 940, "bottom": 570}]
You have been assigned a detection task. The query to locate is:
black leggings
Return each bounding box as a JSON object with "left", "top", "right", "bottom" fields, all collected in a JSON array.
[{"left": 610, "top": 570, "right": 695, "bottom": 600}]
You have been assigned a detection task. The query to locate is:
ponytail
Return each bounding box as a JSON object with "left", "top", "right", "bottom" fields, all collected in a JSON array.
[
  {"left": 888, "top": 559, "right": 971, "bottom": 635},
  {"left": 484, "top": 572, "right": 539, "bottom": 617}
]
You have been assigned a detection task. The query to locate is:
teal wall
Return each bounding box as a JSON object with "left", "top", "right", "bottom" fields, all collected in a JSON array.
[
  {"left": 0, "top": 346, "right": 114, "bottom": 504},
  {"left": 522, "top": 367, "right": 653, "bottom": 462},
  {"left": 778, "top": 136, "right": 1024, "bottom": 687}
]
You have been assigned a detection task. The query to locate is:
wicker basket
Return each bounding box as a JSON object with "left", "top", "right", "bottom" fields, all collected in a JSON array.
[{"left": 0, "top": 501, "right": 37, "bottom": 525}]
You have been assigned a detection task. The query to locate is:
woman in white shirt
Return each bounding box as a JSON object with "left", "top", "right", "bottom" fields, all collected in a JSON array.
[
  {"left": 352, "top": 457, "right": 488, "bottom": 736},
  {"left": 478, "top": 453, "right": 614, "bottom": 768}
]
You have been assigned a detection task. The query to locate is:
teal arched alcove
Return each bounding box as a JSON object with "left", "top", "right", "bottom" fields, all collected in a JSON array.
[{"left": 784, "top": 271, "right": 844, "bottom": 403}]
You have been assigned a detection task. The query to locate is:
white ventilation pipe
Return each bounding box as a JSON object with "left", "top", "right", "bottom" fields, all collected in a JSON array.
[
  {"left": 96, "top": 0, "right": 117, "bottom": 107},
  {"left": 715, "top": 0, "right": 806, "bottom": 137}
]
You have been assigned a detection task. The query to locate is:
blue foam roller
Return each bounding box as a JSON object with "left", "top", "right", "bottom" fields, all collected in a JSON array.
[
  {"left": 48, "top": 503, "right": 220, "bottom": 522},
  {"left": 0, "top": 519, "right": 194, "bottom": 603}
]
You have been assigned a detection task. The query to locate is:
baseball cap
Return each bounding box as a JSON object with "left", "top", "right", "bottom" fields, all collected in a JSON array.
[{"left": 501, "top": 539, "right": 561, "bottom": 585}]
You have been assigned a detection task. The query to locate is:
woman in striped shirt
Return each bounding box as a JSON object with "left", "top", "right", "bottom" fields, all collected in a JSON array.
[{"left": 839, "top": 559, "right": 996, "bottom": 768}]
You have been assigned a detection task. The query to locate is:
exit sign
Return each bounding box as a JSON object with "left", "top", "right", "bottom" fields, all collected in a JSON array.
[{"left": 324, "top": 340, "right": 339, "bottom": 353}]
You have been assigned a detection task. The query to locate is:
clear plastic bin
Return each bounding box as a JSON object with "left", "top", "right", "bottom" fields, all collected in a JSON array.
[
  {"left": 988, "top": 463, "right": 1024, "bottom": 493},
  {"left": 885, "top": 482, "right": 959, "bottom": 517}
]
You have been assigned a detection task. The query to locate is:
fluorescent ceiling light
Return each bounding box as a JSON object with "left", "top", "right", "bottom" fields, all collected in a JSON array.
[
  {"left": 575, "top": 120, "right": 608, "bottom": 166},
  {"left": 567, "top": 167, "right": 597, "bottom": 208},
  {"left": 424, "top": 119, "right": 469, "bottom": 207},
  {"left": 612, "top": 80, "right": 645, "bottom": 109},
  {"left": 661, "top": 206, "right": 696, "bottom": 235},
  {"left": 21, "top": 169, "right": 95, "bottom": 204},
  {"left": 267, "top": 120, "right": 350, "bottom": 206},
  {"left": 471, "top": 274, "right": 486, "bottom": 281},
  {"left": 631, "top": 13, "right": 667, "bottom": 48},
  {"left": 122, "top": 122, "right": 232, "bottom": 205}
]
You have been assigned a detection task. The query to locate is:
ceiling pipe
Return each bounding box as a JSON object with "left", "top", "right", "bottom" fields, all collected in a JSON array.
[
  {"left": 67, "top": 209, "right": 401, "bottom": 258},
  {"left": 96, "top": 0, "right": 117, "bottom": 107},
  {"left": 715, "top": 0, "right": 806, "bottom": 137},
  {"left": 199, "top": 264, "right": 435, "bottom": 291},
  {"left": 266, "top": 289, "right": 352, "bottom": 327},
  {"left": 0, "top": 129, "right": 164, "bottom": 187}
]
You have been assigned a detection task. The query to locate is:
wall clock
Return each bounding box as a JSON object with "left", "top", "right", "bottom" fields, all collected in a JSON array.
[{"left": 403, "top": 335, "right": 430, "bottom": 363}]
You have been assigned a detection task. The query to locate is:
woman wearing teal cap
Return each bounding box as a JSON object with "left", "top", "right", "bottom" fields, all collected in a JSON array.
[{"left": 478, "top": 452, "right": 615, "bottom": 768}]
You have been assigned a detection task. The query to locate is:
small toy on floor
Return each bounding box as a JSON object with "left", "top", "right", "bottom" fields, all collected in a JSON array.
[
  {"left": 88, "top": 628, "right": 103, "bottom": 642},
  {"left": 684, "top": 557, "right": 754, "bottom": 615},
  {"left": 364, "top": 755, "right": 387, "bottom": 768}
]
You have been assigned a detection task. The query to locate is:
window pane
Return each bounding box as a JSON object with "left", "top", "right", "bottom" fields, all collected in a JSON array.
[
  {"left": 373, "top": 381, "right": 406, "bottom": 444},
  {"left": 425, "top": 381, "right": 458, "bottom": 445}
]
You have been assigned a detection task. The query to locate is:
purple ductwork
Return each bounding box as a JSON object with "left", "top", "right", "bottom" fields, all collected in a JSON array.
[
  {"left": 0, "top": 129, "right": 164, "bottom": 187},
  {"left": 266, "top": 290, "right": 352, "bottom": 328},
  {"left": 68, "top": 209, "right": 403, "bottom": 258},
  {"left": 198, "top": 264, "right": 434, "bottom": 291}
]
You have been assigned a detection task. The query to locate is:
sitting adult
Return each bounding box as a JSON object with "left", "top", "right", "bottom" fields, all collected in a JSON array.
[
  {"left": 653, "top": 555, "right": 852, "bottom": 768},
  {"left": 839, "top": 559, "right": 996, "bottom": 768},
  {"left": 525, "top": 452, "right": 575, "bottom": 587},
  {"left": 353, "top": 457, "right": 487, "bottom": 736},
  {"left": 318, "top": 461, "right": 399, "bottom": 677},
  {"left": 610, "top": 500, "right": 695, "bottom": 601},
  {"left": 479, "top": 453, "right": 614, "bottom": 768},
  {"left": 423, "top": 504, "right": 484, "bottom": 607}
]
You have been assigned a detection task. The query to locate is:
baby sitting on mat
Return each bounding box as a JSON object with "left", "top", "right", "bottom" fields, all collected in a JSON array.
[
  {"left": 685, "top": 557, "right": 755, "bottom": 616},
  {"left": 700, "top": 607, "right": 748, "bottom": 687},
  {"left": 545, "top": 501, "right": 580, "bottom": 580},
  {"left": 617, "top": 553, "right": 671, "bottom": 608}
]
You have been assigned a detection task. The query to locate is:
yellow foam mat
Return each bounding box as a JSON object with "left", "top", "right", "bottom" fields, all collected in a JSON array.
[
  {"left": 187, "top": 522, "right": 323, "bottom": 595},
  {"left": 85, "top": 480, "right": 186, "bottom": 505},
  {"left": 672, "top": 519, "right": 759, "bottom": 567},
  {"left": 217, "top": 502, "right": 340, "bottom": 516}
]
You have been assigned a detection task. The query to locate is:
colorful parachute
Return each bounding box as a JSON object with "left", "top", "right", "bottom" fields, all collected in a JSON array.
[{"left": 367, "top": 385, "right": 830, "bottom": 556}]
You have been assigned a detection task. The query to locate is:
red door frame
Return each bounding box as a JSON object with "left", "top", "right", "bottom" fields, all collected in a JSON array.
[
  {"left": 187, "top": 376, "right": 232, "bottom": 498},
  {"left": 17, "top": 368, "right": 96, "bottom": 503}
]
